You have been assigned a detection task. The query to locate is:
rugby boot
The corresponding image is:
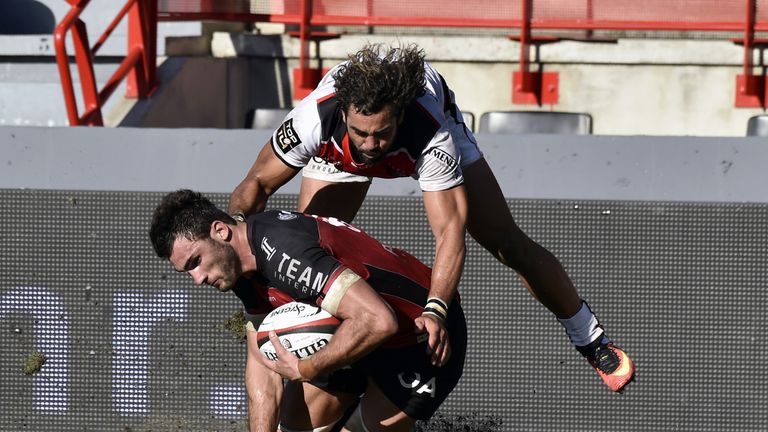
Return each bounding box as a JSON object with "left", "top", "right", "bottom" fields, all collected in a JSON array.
[{"left": 577, "top": 339, "right": 635, "bottom": 392}]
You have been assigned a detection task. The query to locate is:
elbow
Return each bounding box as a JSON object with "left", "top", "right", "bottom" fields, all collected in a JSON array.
[{"left": 372, "top": 308, "right": 399, "bottom": 344}]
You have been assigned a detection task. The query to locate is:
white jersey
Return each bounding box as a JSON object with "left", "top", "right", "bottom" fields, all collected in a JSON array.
[{"left": 270, "top": 61, "right": 480, "bottom": 192}]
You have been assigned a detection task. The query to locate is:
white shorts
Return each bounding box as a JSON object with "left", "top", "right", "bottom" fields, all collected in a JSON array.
[
  {"left": 303, "top": 157, "right": 371, "bottom": 183},
  {"left": 301, "top": 114, "right": 483, "bottom": 184}
]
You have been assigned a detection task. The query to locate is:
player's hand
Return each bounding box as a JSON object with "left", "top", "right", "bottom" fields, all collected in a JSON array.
[
  {"left": 261, "top": 331, "right": 303, "bottom": 381},
  {"left": 414, "top": 314, "right": 451, "bottom": 367}
]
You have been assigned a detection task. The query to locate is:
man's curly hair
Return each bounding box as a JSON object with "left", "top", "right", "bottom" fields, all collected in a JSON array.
[
  {"left": 149, "top": 189, "right": 235, "bottom": 259},
  {"left": 333, "top": 43, "right": 426, "bottom": 116}
]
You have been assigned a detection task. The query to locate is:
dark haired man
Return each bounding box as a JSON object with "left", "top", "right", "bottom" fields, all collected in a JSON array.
[
  {"left": 150, "top": 189, "right": 467, "bottom": 431},
  {"left": 229, "top": 43, "right": 634, "bottom": 391}
]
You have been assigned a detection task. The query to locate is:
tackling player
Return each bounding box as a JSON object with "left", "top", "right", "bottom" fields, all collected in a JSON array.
[
  {"left": 150, "top": 189, "right": 467, "bottom": 432},
  {"left": 228, "top": 43, "right": 634, "bottom": 391}
]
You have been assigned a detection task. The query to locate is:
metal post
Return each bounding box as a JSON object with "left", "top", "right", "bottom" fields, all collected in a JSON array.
[
  {"left": 735, "top": 0, "right": 765, "bottom": 107},
  {"left": 743, "top": 0, "right": 756, "bottom": 95},
  {"left": 72, "top": 19, "right": 103, "bottom": 125},
  {"left": 299, "top": 0, "right": 312, "bottom": 88},
  {"left": 518, "top": 0, "right": 532, "bottom": 93},
  {"left": 512, "top": 0, "right": 558, "bottom": 105}
]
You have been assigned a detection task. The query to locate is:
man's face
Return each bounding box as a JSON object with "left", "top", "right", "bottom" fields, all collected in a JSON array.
[
  {"left": 344, "top": 104, "right": 402, "bottom": 164},
  {"left": 169, "top": 235, "right": 240, "bottom": 292}
]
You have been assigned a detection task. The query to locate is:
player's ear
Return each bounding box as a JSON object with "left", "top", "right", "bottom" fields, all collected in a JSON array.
[{"left": 210, "top": 220, "right": 233, "bottom": 242}]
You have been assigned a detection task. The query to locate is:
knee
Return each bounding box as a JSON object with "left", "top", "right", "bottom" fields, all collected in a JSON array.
[{"left": 491, "top": 231, "right": 542, "bottom": 269}]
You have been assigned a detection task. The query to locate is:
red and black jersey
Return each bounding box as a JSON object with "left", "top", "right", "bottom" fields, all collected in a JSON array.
[{"left": 231, "top": 210, "right": 444, "bottom": 348}]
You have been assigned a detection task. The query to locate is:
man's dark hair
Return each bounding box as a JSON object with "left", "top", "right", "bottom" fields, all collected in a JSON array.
[
  {"left": 149, "top": 189, "right": 235, "bottom": 259},
  {"left": 333, "top": 43, "right": 426, "bottom": 116}
]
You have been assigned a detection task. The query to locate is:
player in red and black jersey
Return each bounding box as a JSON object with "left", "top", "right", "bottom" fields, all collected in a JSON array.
[
  {"left": 229, "top": 43, "right": 634, "bottom": 393},
  {"left": 150, "top": 189, "right": 466, "bottom": 432}
]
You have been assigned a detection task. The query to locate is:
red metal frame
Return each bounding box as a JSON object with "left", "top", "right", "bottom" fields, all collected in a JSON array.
[
  {"left": 55, "top": 0, "right": 157, "bottom": 126},
  {"left": 736, "top": 0, "right": 767, "bottom": 107},
  {"left": 512, "top": 0, "right": 558, "bottom": 106},
  {"left": 57, "top": 0, "right": 768, "bottom": 125},
  {"left": 292, "top": 0, "right": 322, "bottom": 99}
]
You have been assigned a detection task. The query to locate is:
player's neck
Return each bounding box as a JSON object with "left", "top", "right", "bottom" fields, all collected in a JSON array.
[{"left": 232, "top": 223, "right": 258, "bottom": 273}]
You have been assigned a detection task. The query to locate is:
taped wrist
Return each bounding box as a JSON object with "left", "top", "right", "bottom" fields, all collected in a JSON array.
[{"left": 422, "top": 297, "right": 448, "bottom": 322}]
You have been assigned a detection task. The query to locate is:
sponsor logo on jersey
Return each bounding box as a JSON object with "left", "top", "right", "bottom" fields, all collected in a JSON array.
[
  {"left": 261, "top": 237, "right": 276, "bottom": 261},
  {"left": 310, "top": 156, "right": 341, "bottom": 174},
  {"left": 275, "top": 252, "right": 329, "bottom": 295},
  {"left": 427, "top": 147, "right": 457, "bottom": 171},
  {"left": 275, "top": 118, "right": 302, "bottom": 153},
  {"left": 277, "top": 211, "right": 298, "bottom": 221}
]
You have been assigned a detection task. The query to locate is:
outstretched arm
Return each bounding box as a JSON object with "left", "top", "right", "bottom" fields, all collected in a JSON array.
[
  {"left": 229, "top": 139, "right": 300, "bottom": 215},
  {"left": 416, "top": 185, "right": 468, "bottom": 366}
]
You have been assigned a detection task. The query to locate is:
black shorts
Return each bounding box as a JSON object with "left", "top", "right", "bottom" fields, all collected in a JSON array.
[{"left": 310, "top": 303, "right": 467, "bottom": 420}]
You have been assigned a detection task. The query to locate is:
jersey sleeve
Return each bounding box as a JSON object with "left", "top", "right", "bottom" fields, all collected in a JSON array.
[
  {"left": 270, "top": 100, "right": 323, "bottom": 169},
  {"left": 411, "top": 62, "right": 465, "bottom": 191},
  {"left": 414, "top": 126, "right": 465, "bottom": 191}
]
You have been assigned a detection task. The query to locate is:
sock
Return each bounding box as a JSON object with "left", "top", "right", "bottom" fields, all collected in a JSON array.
[{"left": 557, "top": 301, "right": 610, "bottom": 347}]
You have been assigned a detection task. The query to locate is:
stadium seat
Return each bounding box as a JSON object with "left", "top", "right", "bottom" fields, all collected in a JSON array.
[
  {"left": 746, "top": 115, "right": 768, "bottom": 137},
  {"left": 245, "top": 108, "right": 292, "bottom": 129},
  {"left": 478, "top": 111, "right": 593, "bottom": 135}
]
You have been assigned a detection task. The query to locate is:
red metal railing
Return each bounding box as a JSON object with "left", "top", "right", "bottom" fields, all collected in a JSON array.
[
  {"left": 56, "top": 0, "right": 768, "bottom": 126},
  {"left": 55, "top": 0, "right": 157, "bottom": 126}
]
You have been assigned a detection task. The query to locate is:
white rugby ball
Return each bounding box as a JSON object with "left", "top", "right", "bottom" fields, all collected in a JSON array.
[{"left": 257, "top": 301, "right": 340, "bottom": 361}]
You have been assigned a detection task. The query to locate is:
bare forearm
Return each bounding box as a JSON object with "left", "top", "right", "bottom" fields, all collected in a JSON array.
[
  {"left": 229, "top": 140, "right": 298, "bottom": 216},
  {"left": 246, "top": 365, "right": 282, "bottom": 432},
  {"left": 246, "top": 332, "right": 284, "bottom": 432},
  {"left": 423, "top": 187, "right": 468, "bottom": 308},
  {"left": 299, "top": 314, "right": 395, "bottom": 380},
  {"left": 429, "top": 235, "right": 466, "bottom": 305},
  {"left": 229, "top": 178, "right": 270, "bottom": 215}
]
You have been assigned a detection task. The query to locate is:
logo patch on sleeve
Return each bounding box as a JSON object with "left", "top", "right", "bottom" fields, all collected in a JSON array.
[
  {"left": 427, "top": 147, "right": 458, "bottom": 170},
  {"left": 275, "top": 119, "right": 302, "bottom": 153}
]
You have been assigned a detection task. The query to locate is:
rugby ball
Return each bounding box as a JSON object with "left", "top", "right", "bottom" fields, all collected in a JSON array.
[{"left": 257, "top": 302, "right": 340, "bottom": 361}]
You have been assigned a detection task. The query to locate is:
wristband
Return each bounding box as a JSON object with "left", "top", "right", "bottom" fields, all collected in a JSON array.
[
  {"left": 422, "top": 297, "right": 449, "bottom": 322},
  {"left": 422, "top": 307, "right": 446, "bottom": 322},
  {"left": 427, "top": 297, "right": 448, "bottom": 312},
  {"left": 231, "top": 212, "right": 246, "bottom": 222}
]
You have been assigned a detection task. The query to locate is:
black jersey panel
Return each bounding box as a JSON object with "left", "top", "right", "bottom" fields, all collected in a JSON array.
[
  {"left": 394, "top": 101, "right": 441, "bottom": 160},
  {"left": 316, "top": 95, "right": 347, "bottom": 146},
  {"left": 247, "top": 211, "right": 342, "bottom": 302}
]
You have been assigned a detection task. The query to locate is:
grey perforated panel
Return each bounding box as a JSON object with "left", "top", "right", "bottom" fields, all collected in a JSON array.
[{"left": 1, "top": 190, "right": 766, "bottom": 431}]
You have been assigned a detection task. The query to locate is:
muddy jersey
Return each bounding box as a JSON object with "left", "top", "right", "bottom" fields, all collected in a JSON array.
[
  {"left": 231, "top": 210, "right": 442, "bottom": 348},
  {"left": 270, "top": 61, "right": 467, "bottom": 192}
]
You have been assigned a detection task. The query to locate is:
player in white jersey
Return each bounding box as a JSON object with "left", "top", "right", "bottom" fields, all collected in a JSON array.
[
  {"left": 230, "top": 43, "right": 634, "bottom": 392},
  {"left": 269, "top": 57, "right": 475, "bottom": 192}
]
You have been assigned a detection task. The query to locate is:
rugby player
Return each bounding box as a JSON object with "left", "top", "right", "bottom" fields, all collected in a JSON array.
[
  {"left": 150, "top": 189, "right": 467, "bottom": 431},
  {"left": 229, "top": 43, "right": 634, "bottom": 392}
]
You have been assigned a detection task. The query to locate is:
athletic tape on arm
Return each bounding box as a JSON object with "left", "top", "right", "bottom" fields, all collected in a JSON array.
[{"left": 322, "top": 268, "right": 362, "bottom": 315}]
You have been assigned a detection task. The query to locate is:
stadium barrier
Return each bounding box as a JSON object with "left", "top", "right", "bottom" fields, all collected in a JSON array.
[{"left": 2, "top": 126, "right": 767, "bottom": 431}]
